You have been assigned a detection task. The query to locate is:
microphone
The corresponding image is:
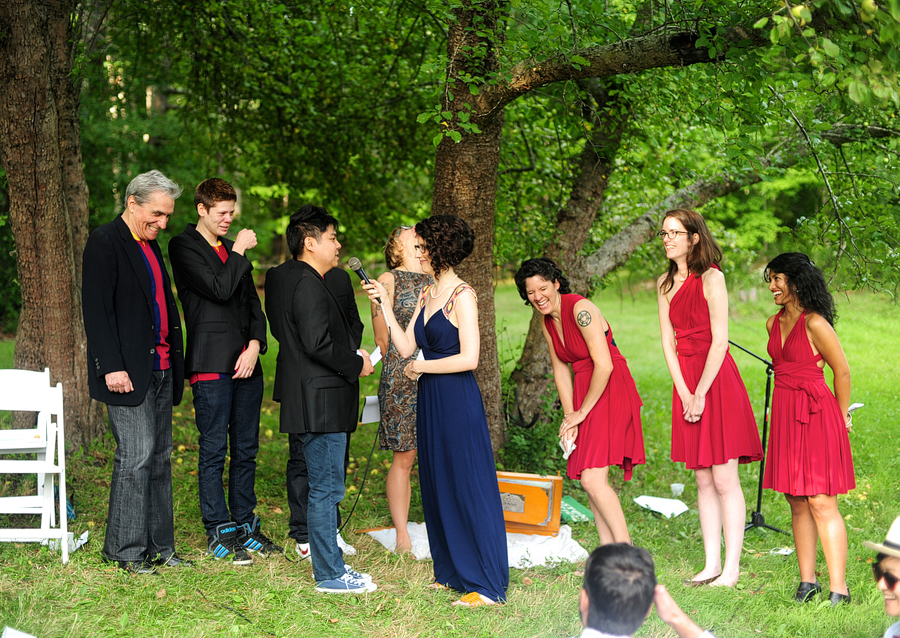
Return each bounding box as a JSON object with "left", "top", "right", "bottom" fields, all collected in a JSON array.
[{"left": 347, "top": 257, "right": 381, "bottom": 304}]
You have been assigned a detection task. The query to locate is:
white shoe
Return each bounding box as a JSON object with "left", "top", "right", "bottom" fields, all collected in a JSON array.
[
  {"left": 315, "top": 572, "right": 377, "bottom": 594},
  {"left": 345, "top": 563, "right": 372, "bottom": 583},
  {"left": 336, "top": 531, "right": 356, "bottom": 556},
  {"left": 295, "top": 542, "right": 310, "bottom": 559}
]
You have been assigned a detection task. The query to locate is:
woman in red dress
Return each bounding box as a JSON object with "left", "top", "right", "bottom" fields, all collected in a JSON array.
[
  {"left": 763, "top": 252, "right": 854, "bottom": 605},
  {"left": 657, "top": 209, "right": 762, "bottom": 588},
  {"left": 515, "top": 258, "right": 645, "bottom": 545}
]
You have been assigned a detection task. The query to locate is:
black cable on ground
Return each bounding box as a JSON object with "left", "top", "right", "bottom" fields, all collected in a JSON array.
[{"left": 194, "top": 587, "right": 277, "bottom": 637}]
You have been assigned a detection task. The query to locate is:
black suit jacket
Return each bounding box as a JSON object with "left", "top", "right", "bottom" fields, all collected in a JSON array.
[
  {"left": 265, "top": 260, "right": 363, "bottom": 434},
  {"left": 82, "top": 215, "right": 185, "bottom": 406},
  {"left": 324, "top": 268, "right": 364, "bottom": 351},
  {"left": 168, "top": 224, "right": 267, "bottom": 376}
]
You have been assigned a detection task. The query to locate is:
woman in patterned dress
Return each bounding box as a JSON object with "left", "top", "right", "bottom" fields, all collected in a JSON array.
[{"left": 372, "top": 227, "right": 432, "bottom": 553}]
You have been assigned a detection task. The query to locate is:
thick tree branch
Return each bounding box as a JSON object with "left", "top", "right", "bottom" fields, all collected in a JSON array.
[{"left": 477, "top": 23, "right": 767, "bottom": 114}]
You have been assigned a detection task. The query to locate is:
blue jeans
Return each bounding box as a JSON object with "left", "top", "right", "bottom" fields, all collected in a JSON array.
[
  {"left": 299, "top": 432, "right": 347, "bottom": 582},
  {"left": 192, "top": 375, "right": 263, "bottom": 534},
  {"left": 287, "top": 432, "right": 349, "bottom": 542},
  {"left": 103, "top": 370, "right": 175, "bottom": 562}
]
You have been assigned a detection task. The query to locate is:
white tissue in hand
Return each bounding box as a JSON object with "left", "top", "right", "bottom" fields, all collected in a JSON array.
[{"left": 559, "top": 437, "right": 576, "bottom": 460}]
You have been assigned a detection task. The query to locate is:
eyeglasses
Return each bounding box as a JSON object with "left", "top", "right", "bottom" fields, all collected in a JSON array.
[
  {"left": 657, "top": 230, "right": 690, "bottom": 240},
  {"left": 874, "top": 563, "right": 900, "bottom": 589}
]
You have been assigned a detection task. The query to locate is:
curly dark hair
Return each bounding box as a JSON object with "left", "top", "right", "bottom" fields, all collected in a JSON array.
[
  {"left": 764, "top": 252, "right": 837, "bottom": 326},
  {"left": 414, "top": 215, "right": 474, "bottom": 276},
  {"left": 513, "top": 257, "right": 572, "bottom": 306}
]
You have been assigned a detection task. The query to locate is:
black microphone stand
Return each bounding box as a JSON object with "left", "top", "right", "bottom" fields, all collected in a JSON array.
[{"left": 728, "top": 339, "right": 790, "bottom": 536}]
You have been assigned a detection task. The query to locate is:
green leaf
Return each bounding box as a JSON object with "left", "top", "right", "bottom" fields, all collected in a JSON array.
[
  {"left": 821, "top": 38, "right": 840, "bottom": 58},
  {"left": 571, "top": 54, "right": 588, "bottom": 66},
  {"left": 469, "top": 85, "right": 480, "bottom": 95},
  {"left": 433, "top": 132, "right": 444, "bottom": 147},
  {"left": 449, "top": 130, "right": 462, "bottom": 143},
  {"left": 753, "top": 17, "right": 769, "bottom": 29},
  {"left": 416, "top": 113, "right": 431, "bottom": 124},
  {"left": 441, "top": 111, "right": 453, "bottom": 120}
]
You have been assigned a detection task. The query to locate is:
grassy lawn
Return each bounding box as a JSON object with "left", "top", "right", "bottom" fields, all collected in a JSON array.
[{"left": 0, "top": 281, "right": 898, "bottom": 637}]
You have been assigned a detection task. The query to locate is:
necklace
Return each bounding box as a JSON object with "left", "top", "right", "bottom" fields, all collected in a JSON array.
[{"left": 430, "top": 274, "right": 459, "bottom": 298}]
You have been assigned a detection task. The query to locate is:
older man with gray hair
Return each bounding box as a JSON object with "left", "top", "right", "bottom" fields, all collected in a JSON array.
[{"left": 82, "top": 170, "right": 189, "bottom": 574}]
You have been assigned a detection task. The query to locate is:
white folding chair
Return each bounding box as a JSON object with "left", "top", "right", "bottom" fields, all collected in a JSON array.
[{"left": 0, "top": 368, "right": 68, "bottom": 563}]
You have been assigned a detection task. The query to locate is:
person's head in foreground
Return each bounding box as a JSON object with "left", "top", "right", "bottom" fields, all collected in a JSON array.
[
  {"left": 581, "top": 544, "right": 656, "bottom": 636},
  {"left": 864, "top": 516, "right": 900, "bottom": 622}
]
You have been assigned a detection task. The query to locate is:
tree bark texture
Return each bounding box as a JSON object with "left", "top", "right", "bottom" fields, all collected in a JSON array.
[
  {"left": 508, "top": 77, "right": 630, "bottom": 426},
  {"left": 0, "top": 0, "right": 103, "bottom": 447},
  {"left": 430, "top": 2, "right": 507, "bottom": 451}
]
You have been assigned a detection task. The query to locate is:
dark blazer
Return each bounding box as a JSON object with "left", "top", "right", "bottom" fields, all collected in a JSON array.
[
  {"left": 265, "top": 259, "right": 363, "bottom": 434},
  {"left": 168, "top": 224, "right": 267, "bottom": 376},
  {"left": 82, "top": 215, "right": 185, "bottom": 406},
  {"left": 324, "top": 268, "right": 364, "bottom": 351}
]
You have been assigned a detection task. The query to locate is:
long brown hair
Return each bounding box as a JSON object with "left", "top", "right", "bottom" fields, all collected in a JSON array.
[{"left": 659, "top": 209, "right": 723, "bottom": 294}]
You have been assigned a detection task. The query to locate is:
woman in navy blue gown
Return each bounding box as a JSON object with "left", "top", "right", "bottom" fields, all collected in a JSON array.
[{"left": 362, "top": 215, "right": 509, "bottom": 607}]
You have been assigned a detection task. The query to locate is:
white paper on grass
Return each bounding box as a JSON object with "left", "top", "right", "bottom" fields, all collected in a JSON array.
[
  {"left": 366, "top": 522, "right": 589, "bottom": 568},
  {"left": 633, "top": 495, "right": 689, "bottom": 519},
  {"left": 2, "top": 627, "right": 37, "bottom": 638},
  {"left": 360, "top": 396, "right": 381, "bottom": 424},
  {"left": 45, "top": 530, "right": 89, "bottom": 554}
]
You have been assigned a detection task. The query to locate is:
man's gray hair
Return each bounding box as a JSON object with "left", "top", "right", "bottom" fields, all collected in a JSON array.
[{"left": 124, "top": 170, "right": 182, "bottom": 206}]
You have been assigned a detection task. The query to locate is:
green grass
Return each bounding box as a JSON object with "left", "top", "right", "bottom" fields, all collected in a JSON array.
[{"left": 1, "top": 283, "right": 898, "bottom": 637}]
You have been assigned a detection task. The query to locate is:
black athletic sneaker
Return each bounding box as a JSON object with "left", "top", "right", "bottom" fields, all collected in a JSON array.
[
  {"left": 207, "top": 522, "right": 253, "bottom": 566},
  {"left": 240, "top": 516, "right": 284, "bottom": 557}
]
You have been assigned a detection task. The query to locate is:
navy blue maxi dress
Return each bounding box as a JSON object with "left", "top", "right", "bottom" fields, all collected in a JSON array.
[{"left": 414, "top": 284, "right": 509, "bottom": 602}]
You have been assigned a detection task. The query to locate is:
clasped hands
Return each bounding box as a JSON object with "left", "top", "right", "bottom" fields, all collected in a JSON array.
[{"left": 681, "top": 393, "right": 706, "bottom": 423}]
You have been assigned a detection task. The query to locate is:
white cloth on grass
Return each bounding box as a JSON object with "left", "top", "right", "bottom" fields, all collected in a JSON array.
[{"left": 367, "top": 522, "right": 589, "bottom": 568}]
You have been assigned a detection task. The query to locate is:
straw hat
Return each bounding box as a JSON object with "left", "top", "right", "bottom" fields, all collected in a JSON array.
[{"left": 864, "top": 516, "right": 900, "bottom": 559}]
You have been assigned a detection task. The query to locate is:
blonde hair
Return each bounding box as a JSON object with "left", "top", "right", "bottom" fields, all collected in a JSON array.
[{"left": 383, "top": 226, "right": 411, "bottom": 269}]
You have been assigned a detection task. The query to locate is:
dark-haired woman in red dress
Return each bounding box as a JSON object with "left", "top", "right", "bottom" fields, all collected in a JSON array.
[
  {"left": 514, "top": 258, "right": 645, "bottom": 545},
  {"left": 657, "top": 209, "right": 762, "bottom": 588},
  {"left": 763, "top": 252, "right": 854, "bottom": 606}
]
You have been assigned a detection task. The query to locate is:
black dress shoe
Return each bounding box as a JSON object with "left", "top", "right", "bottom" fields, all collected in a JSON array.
[
  {"left": 794, "top": 580, "right": 822, "bottom": 602},
  {"left": 829, "top": 589, "right": 851, "bottom": 606},
  {"left": 118, "top": 560, "right": 157, "bottom": 575},
  {"left": 156, "top": 553, "right": 194, "bottom": 568}
]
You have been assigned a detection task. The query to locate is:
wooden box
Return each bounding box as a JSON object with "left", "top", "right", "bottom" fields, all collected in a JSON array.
[{"left": 496, "top": 471, "right": 563, "bottom": 536}]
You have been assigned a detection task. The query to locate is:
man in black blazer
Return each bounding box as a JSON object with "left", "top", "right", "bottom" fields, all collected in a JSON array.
[
  {"left": 287, "top": 266, "right": 364, "bottom": 559},
  {"left": 82, "top": 170, "right": 188, "bottom": 574},
  {"left": 169, "top": 178, "right": 279, "bottom": 566},
  {"left": 265, "top": 205, "right": 376, "bottom": 594}
]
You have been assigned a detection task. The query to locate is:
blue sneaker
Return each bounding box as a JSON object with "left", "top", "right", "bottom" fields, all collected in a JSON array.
[
  {"left": 345, "top": 563, "right": 372, "bottom": 583},
  {"left": 207, "top": 522, "right": 253, "bottom": 566},
  {"left": 240, "top": 516, "right": 283, "bottom": 557},
  {"left": 315, "top": 572, "right": 377, "bottom": 594}
]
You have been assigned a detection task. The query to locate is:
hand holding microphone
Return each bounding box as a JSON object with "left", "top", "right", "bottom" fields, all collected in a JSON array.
[{"left": 348, "top": 257, "right": 382, "bottom": 305}]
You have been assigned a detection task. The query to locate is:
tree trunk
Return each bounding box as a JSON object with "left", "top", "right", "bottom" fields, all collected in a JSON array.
[
  {"left": 0, "top": 0, "right": 104, "bottom": 447},
  {"left": 509, "top": 76, "right": 630, "bottom": 428},
  {"left": 430, "top": 2, "right": 506, "bottom": 451}
]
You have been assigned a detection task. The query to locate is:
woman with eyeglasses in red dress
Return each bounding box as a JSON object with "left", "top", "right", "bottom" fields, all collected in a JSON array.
[{"left": 657, "top": 209, "right": 762, "bottom": 589}]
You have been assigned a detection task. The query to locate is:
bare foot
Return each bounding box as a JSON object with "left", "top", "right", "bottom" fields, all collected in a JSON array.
[
  {"left": 691, "top": 568, "right": 722, "bottom": 582},
  {"left": 709, "top": 571, "right": 739, "bottom": 587},
  {"left": 395, "top": 539, "right": 412, "bottom": 554},
  {"left": 684, "top": 569, "right": 722, "bottom": 586}
]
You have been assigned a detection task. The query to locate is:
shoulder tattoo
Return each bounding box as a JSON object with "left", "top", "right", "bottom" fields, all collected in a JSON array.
[{"left": 576, "top": 310, "right": 592, "bottom": 327}]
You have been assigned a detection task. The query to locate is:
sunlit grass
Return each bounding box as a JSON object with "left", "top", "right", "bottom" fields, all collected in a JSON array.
[{"left": 0, "top": 283, "right": 897, "bottom": 637}]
